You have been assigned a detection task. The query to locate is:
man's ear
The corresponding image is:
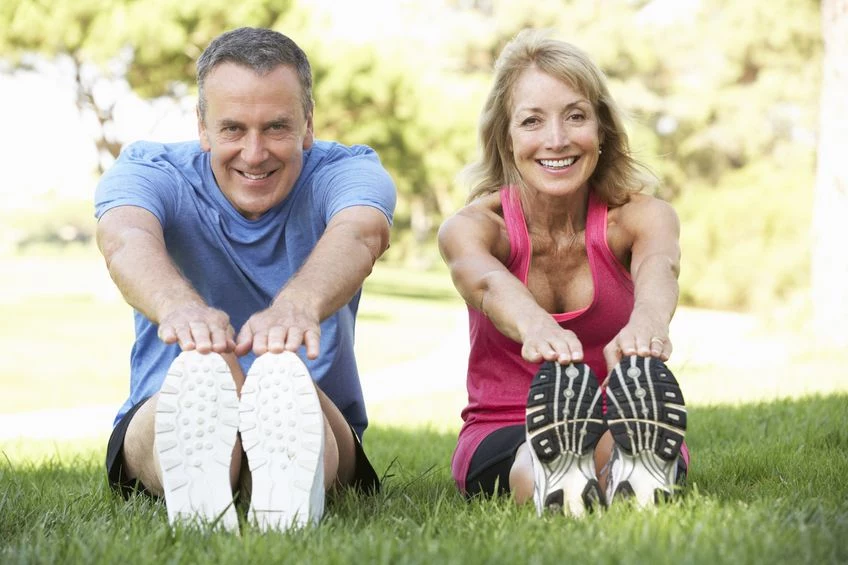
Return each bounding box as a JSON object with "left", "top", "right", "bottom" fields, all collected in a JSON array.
[
  {"left": 303, "top": 110, "right": 314, "bottom": 150},
  {"left": 197, "top": 106, "right": 211, "bottom": 151}
]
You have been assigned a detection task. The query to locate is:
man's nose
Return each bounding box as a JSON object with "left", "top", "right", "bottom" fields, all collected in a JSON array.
[{"left": 241, "top": 131, "right": 267, "bottom": 165}]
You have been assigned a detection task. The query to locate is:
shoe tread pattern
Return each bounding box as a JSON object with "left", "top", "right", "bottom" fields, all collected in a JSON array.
[
  {"left": 525, "top": 362, "right": 606, "bottom": 516},
  {"left": 606, "top": 356, "right": 687, "bottom": 461},
  {"left": 526, "top": 362, "right": 605, "bottom": 462},
  {"left": 239, "top": 352, "right": 324, "bottom": 530},
  {"left": 155, "top": 351, "right": 240, "bottom": 530}
]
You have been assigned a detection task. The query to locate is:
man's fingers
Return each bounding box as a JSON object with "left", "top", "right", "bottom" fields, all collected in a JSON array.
[
  {"left": 303, "top": 329, "right": 321, "bottom": 360},
  {"left": 209, "top": 325, "right": 232, "bottom": 353},
  {"left": 174, "top": 325, "right": 196, "bottom": 351},
  {"left": 284, "top": 327, "right": 306, "bottom": 354},
  {"left": 158, "top": 325, "right": 178, "bottom": 345},
  {"left": 234, "top": 324, "right": 255, "bottom": 356},
  {"left": 189, "top": 321, "right": 213, "bottom": 353},
  {"left": 251, "top": 330, "right": 269, "bottom": 356},
  {"left": 267, "top": 326, "right": 287, "bottom": 354}
]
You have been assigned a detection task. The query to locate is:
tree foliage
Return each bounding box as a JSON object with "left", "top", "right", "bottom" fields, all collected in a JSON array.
[
  {"left": 0, "top": 0, "right": 827, "bottom": 312},
  {"left": 0, "top": 0, "right": 289, "bottom": 171}
]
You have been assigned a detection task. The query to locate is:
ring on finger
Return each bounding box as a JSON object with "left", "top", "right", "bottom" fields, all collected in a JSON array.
[{"left": 650, "top": 337, "right": 664, "bottom": 345}]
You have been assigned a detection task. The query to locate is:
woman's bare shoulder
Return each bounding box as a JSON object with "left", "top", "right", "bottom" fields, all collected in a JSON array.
[
  {"left": 610, "top": 192, "right": 678, "bottom": 229},
  {"left": 439, "top": 191, "right": 509, "bottom": 259}
]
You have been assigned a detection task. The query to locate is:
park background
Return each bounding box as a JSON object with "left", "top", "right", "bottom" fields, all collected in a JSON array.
[{"left": 0, "top": 1, "right": 846, "bottom": 563}]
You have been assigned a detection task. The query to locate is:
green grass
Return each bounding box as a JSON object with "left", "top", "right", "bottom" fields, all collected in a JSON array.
[
  {"left": 2, "top": 396, "right": 847, "bottom": 564},
  {"left": 3, "top": 253, "right": 848, "bottom": 563}
]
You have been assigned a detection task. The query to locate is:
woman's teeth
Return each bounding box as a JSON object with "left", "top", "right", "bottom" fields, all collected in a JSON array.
[{"left": 539, "top": 157, "right": 577, "bottom": 168}]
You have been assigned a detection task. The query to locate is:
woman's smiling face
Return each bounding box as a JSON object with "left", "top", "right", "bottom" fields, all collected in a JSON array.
[{"left": 509, "top": 66, "right": 602, "bottom": 198}]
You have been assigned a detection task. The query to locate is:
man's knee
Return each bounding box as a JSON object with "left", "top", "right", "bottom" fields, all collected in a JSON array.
[{"left": 322, "top": 416, "right": 341, "bottom": 490}]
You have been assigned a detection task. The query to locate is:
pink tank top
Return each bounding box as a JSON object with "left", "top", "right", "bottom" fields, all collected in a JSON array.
[{"left": 451, "top": 187, "right": 636, "bottom": 492}]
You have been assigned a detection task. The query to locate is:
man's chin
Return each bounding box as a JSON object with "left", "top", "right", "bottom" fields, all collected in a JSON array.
[{"left": 232, "top": 199, "right": 275, "bottom": 221}]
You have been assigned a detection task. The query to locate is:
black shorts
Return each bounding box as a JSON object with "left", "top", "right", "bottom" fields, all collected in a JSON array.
[
  {"left": 463, "top": 425, "right": 689, "bottom": 498},
  {"left": 464, "top": 425, "right": 526, "bottom": 498},
  {"left": 105, "top": 397, "right": 382, "bottom": 498}
]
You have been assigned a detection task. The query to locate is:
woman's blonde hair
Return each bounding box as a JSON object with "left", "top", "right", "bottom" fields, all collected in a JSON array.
[{"left": 461, "top": 29, "right": 655, "bottom": 205}]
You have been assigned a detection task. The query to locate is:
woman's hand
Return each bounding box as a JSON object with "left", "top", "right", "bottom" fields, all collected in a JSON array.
[
  {"left": 603, "top": 313, "right": 672, "bottom": 376},
  {"left": 521, "top": 320, "right": 584, "bottom": 365}
]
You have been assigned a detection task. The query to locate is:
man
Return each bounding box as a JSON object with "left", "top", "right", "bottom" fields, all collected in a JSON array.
[{"left": 96, "top": 27, "right": 396, "bottom": 531}]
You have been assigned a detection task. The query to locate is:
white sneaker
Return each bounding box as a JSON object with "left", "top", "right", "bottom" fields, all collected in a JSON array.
[
  {"left": 154, "top": 351, "right": 240, "bottom": 531},
  {"left": 239, "top": 352, "right": 325, "bottom": 531},
  {"left": 605, "top": 356, "right": 687, "bottom": 507},
  {"left": 526, "top": 362, "right": 606, "bottom": 517}
]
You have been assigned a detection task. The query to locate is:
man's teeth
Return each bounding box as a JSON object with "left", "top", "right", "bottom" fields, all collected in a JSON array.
[
  {"left": 539, "top": 157, "right": 577, "bottom": 168},
  {"left": 242, "top": 171, "right": 271, "bottom": 180}
]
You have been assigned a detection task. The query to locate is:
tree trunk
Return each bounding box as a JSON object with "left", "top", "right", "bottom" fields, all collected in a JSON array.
[
  {"left": 72, "top": 54, "right": 122, "bottom": 175},
  {"left": 811, "top": 0, "right": 848, "bottom": 346}
]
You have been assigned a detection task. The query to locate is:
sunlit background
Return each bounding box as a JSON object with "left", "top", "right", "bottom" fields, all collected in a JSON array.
[{"left": 0, "top": 0, "right": 845, "bottom": 442}]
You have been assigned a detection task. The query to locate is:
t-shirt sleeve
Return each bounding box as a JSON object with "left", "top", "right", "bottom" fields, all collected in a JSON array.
[
  {"left": 312, "top": 145, "right": 397, "bottom": 225},
  {"left": 94, "top": 142, "right": 179, "bottom": 226}
]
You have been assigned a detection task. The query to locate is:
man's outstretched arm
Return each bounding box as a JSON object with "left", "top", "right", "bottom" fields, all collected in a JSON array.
[
  {"left": 97, "top": 205, "right": 236, "bottom": 353},
  {"left": 236, "top": 205, "right": 390, "bottom": 359}
]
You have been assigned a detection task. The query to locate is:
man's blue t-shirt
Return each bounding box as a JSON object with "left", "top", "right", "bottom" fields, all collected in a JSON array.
[{"left": 95, "top": 139, "right": 396, "bottom": 438}]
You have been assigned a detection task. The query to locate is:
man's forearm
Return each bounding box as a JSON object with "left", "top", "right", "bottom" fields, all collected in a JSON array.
[
  {"left": 273, "top": 214, "right": 388, "bottom": 321},
  {"left": 102, "top": 228, "right": 203, "bottom": 324}
]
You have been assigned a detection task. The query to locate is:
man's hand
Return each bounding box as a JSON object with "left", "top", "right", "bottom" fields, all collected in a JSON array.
[
  {"left": 157, "top": 304, "right": 236, "bottom": 354},
  {"left": 235, "top": 299, "right": 321, "bottom": 359}
]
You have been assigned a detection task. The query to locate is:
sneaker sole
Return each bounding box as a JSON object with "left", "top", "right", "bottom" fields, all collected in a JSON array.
[
  {"left": 526, "top": 362, "right": 605, "bottom": 517},
  {"left": 239, "top": 352, "right": 325, "bottom": 531},
  {"left": 605, "top": 355, "right": 687, "bottom": 507},
  {"left": 154, "top": 351, "right": 240, "bottom": 531}
]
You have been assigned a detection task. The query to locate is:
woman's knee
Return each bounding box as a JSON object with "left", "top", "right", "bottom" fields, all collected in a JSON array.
[{"left": 509, "top": 443, "right": 535, "bottom": 504}]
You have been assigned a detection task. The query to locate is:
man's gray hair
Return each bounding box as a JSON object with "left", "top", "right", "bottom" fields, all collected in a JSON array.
[{"left": 196, "top": 27, "right": 313, "bottom": 120}]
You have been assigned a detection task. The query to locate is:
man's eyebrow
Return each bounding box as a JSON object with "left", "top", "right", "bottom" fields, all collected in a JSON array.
[
  {"left": 265, "top": 116, "right": 294, "bottom": 126},
  {"left": 217, "top": 118, "right": 244, "bottom": 128},
  {"left": 216, "top": 117, "right": 293, "bottom": 128}
]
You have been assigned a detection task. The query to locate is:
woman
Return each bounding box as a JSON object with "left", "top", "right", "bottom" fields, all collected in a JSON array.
[{"left": 439, "top": 29, "right": 688, "bottom": 516}]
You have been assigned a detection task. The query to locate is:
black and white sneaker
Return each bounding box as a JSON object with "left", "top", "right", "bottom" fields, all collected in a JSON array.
[
  {"left": 239, "top": 352, "right": 325, "bottom": 531},
  {"left": 525, "top": 362, "right": 605, "bottom": 517},
  {"left": 155, "top": 351, "right": 241, "bottom": 531},
  {"left": 605, "top": 356, "right": 687, "bottom": 508}
]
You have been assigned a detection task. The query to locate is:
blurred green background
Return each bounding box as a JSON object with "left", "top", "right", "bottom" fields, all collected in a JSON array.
[{"left": 0, "top": 0, "right": 845, "bottom": 423}]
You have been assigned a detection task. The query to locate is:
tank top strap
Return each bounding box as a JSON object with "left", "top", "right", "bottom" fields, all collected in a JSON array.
[
  {"left": 585, "top": 190, "right": 633, "bottom": 290},
  {"left": 500, "top": 186, "right": 531, "bottom": 278},
  {"left": 585, "top": 190, "right": 606, "bottom": 247}
]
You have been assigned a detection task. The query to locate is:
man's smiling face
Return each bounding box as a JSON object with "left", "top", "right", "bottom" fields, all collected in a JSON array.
[{"left": 198, "top": 62, "right": 313, "bottom": 220}]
